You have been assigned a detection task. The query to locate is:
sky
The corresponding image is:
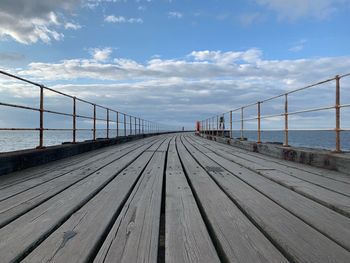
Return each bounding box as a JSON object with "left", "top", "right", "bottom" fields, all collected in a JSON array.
[{"left": 0, "top": 0, "right": 350, "bottom": 131}]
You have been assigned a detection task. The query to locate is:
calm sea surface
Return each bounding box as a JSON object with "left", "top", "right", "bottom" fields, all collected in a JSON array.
[{"left": 0, "top": 130, "right": 349, "bottom": 152}]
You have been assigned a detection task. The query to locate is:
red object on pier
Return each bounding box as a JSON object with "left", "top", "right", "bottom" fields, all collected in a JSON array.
[{"left": 195, "top": 121, "right": 200, "bottom": 135}]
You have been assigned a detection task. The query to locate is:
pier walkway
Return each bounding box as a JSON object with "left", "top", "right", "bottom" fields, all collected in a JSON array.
[{"left": 0, "top": 133, "right": 349, "bottom": 263}]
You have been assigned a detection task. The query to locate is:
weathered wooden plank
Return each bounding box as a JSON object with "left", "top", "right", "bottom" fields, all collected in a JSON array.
[
  {"left": 0, "top": 137, "right": 164, "bottom": 263},
  {"left": 191, "top": 136, "right": 350, "bottom": 196},
  {"left": 0, "top": 137, "right": 158, "bottom": 199},
  {"left": 0, "top": 137, "right": 158, "bottom": 227},
  {"left": 176, "top": 137, "right": 288, "bottom": 263},
  {"left": 93, "top": 139, "right": 169, "bottom": 263},
  {"left": 196, "top": 135, "right": 350, "bottom": 184},
  {"left": 165, "top": 137, "right": 220, "bottom": 263},
  {"left": 22, "top": 150, "right": 157, "bottom": 262},
  {"left": 0, "top": 140, "right": 122, "bottom": 188},
  {"left": 0, "top": 149, "right": 104, "bottom": 188},
  {"left": 189, "top": 136, "right": 350, "bottom": 217},
  {"left": 186, "top": 135, "right": 350, "bottom": 251},
  {"left": 182, "top": 136, "right": 350, "bottom": 263}
]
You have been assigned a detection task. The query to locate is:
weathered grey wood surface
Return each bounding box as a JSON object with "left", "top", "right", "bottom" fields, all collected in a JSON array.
[
  {"left": 0, "top": 137, "right": 161, "bottom": 263},
  {"left": 94, "top": 138, "right": 169, "bottom": 263},
  {"left": 189, "top": 137, "right": 350, "bottom": 216},
  {"left": 182, "top": 136, "right": 350, "bottom": 262},
  {"left": 177, "top": 136, "right": 288, "bottom": 263},
  {"left": 165, "top": 137, "right": 220, "bottom": 263},
  {"left": 0, "top": 137, "right": 158, "bottom": 227},
  {"left": 0, "top": 133, "right": 349, "bottom": 263},
  {"left": 0, "top": 137, "right": 157, "bottom": 199},
  {"left": 197, "top": 135, "right": 350, "bottom": 184},
  {"left": 185, "top": 136, "right": 350, "bottom": 251},
  {"left": 23, "top": 141, "right": 164, "bottom": 263},
  {"left": 0, "top": 137, "right": 154, "bottom": 189}
]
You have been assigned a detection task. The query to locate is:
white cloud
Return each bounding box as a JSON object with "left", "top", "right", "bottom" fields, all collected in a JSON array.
[
  {"left": 17, "top": 49, "right": 350, "bottom": 87},
  {"left": 64, "top": 22, "right": 82, "bottom": 30},
  {"left": 3, "top": 48, "right": 349, "bottom": 128},
  {"left": 104, "top": 15, "right": 143, "bottom": 24},
  {"left": 0, "top": 0, "right": 80, "bottom": 44},
  {"left": 289, "top": 45, "right": 304, "bottom": 52},
  {"left": 90, "top": 47, "right": 113, "bottom": 62},
  {"left": 168, "top": 11, "right": 183, "bottom": 18},
  {"left": 289, "top": 39, "right": 307, "bottom": 52},
  {"left": 83, "top": 0, "right": 126, "bottom": 9},
  {"left": 190, "top": 49, "right": 263, "bottom": 64},
  {"left": 256, "top": 0, "right": 347, "bottom": 20}
]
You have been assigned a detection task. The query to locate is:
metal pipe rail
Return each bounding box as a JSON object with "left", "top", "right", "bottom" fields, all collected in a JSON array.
[
  {"left": 0, "top": 70, "right": 175, "bottom": 150},
  {"left": 199, "top": 73, "right": 350, "bottom": 152}
]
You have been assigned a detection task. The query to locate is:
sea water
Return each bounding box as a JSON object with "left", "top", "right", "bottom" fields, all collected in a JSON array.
[{"left": 0, "top": 130, "right": 349, "bottom": 153}]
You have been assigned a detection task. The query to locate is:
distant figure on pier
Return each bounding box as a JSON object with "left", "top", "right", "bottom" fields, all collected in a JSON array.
[{"left": 219, "top": 116, "right": 225, "bottom": 136}]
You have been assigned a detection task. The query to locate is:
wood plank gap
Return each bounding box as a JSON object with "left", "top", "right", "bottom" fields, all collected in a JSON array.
[
  {"left": 177, "top": 136, "right": 288, "bottom": 263},
  {"left": 0, "top": 137, "right": 159, "bottom": 199},
  {"left": 172, "top": 137, "right": 223, "bottom": 263},
  {"left": 0, "top": 137, "right": 165, "bottom": 263},
  {"left": 22, "top": 138, "right": 167, "bottom": 263},
  {"left": 185, "top": 135, "right": 350, "bottom": 251},
  {"left": 157, "top": 136, "right": 170, "bottom": 263},
  {"left": 0, "top": 138, "right": 160, "bottom": 228},
  {"left": 189, "top": 136, "right": 350, "bottom": 218},
  {"left": 181, "top": 136, "right": 350, "bottom": 262}
]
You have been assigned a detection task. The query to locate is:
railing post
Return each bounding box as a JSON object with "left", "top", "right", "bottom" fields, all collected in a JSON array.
[
  {"left": 207, "top": 119, "right": 209, "bottom": 135},
  {"left": 116, "top": 112, "right": 119, "bottom": 138},
  {"left": 208, "top": 119, "right": 210, "bottom": 135},
  {"left": 134, "top": 117, "right": 137, "bottom": 135},
  {"left": 73, "top": 97, "right": 76, "bottom": 143},
  {"left": 230, "top": 110, "right": 232, "bottom": 139},
  {"left": 139, "top": 118, "right": 141, "bottom": 135},
  {"left": 142, "top": 119, "right": 144, "bottom": 134},
  {"left": 221, "top": 115, "right": 224, "bottom": 138},
  {"left": 209, "top": 118, "right": 211, "bottom": 135},
  {"left": 106, "top": 108, "right": 109, "bottom": 139},
  {"left": 240, "top": 107, "right": 244, "bottom": 140},
  {"left": 283, "top": 94, "right": 289, "bottom": 147},
  {"left": 124, "top": 114, "right": 126, "bottom": 136},
  {"left": 335, "top": 75, "right": 341, "bottom": 152},
  {"left": 93, "top": 104, "right": 96, "bottom": 140},
  {"left": 212, "top": 117, "right": 214, "bottom": 136},
  {"left": 257, "top": 102, "right": 261, "bottom": 143},
  {"left": 38, "top": 85, "right": 44, "bottom": 148},
  {"left": 216, "top": 115, "right": 219, "bottom": 136},
  {"left": 130, "top": 116, "right": 132, "bottom": 135}
]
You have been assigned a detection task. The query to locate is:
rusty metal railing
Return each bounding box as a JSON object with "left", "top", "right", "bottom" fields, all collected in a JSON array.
[
  {"left": 0, "top": 70, "right": 175, "bottom": 150},
  {"left": 199, "top": 73, "right": 350, "bottom": 152}
]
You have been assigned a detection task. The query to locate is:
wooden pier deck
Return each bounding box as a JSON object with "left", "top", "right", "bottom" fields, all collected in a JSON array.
[{"left": 0, "top": 133, "right": 349, "bottom": 263}]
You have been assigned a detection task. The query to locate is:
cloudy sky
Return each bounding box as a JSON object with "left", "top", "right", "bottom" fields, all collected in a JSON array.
[{"left": 0, "top": 0, "right": 350, "bottom": 130}]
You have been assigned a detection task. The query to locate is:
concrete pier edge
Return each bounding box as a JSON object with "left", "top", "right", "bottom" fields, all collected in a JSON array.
[
  {"left": 0, "top": 132, "right": 177, "bottom": 176},
  {"left": 199, "top": 133, "right": 350, "bottom": 175}
]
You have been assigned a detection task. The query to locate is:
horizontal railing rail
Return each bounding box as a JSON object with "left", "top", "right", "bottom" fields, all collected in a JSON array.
[
  {"left": 198, "top": 73, "right": 350, "bottom": 152},
  {"left": 0, "top": 70, "right": 177, "bottom": 150}
]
